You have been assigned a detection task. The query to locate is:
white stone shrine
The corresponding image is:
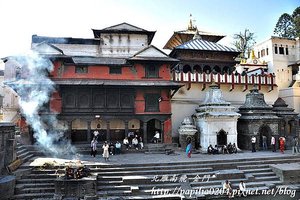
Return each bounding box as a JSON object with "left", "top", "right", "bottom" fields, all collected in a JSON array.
[{"left": 193, "top": 83, "right": 241, "bottom": 152}]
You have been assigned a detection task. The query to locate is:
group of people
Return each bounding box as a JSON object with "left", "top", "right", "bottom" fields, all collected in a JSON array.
[
  {"left": 207, "top": 143, "right": 238, "bottom": 155},
  {"left": 223, "top": 180, "right": 247, "bottom": 198},
  {"left": 90, "top": 130, "right": 145, "bottom": 161},
  {"left": 251, "top": 135, "right": 300, "bottom": 154}
]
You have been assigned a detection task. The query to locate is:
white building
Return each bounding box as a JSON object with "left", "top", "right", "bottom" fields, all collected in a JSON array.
[{"left": 253, "top": 37, "right": 300, "bottom": 113}]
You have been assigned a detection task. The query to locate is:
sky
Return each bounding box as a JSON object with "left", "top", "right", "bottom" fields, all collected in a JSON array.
[{"left": 0, "top": 0, "right": 299, "bottom": 60}]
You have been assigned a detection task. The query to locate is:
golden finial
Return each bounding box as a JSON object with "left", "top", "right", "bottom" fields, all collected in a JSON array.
[
  {"left": 251, "top": 50, "right": 255, "bottom": 60},
  {"left": 188, "top": 14, "right": 193, "bottom": 30}
]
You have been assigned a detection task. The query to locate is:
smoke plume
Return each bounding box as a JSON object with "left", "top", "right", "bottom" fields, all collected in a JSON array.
[{"left": 5, "top": 51, "right": 77, "bottom": 158}]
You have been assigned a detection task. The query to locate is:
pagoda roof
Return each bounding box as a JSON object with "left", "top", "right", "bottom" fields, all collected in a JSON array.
[
  {"left": 129, "top": 45, "right": 179, "bottom": 63},
  {"left": 71, "top": 56, "right": 127, "bottom": 65},
  {"left": 52, "top": 78, "right": 183, "bottom": 89},
  {"left": 163, "top": 29, "right": 225, "bottom": 50},
  {"left": 172, "top": 38, "right": 238, "bottom": 53},
  {"left": 92, "top": 22, "right": 156, "bottom": 44}
]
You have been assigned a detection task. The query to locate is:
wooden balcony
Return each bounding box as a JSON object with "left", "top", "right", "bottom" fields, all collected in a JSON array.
[{"left": 172, "top": 71, "right": 276, "bottom": 91}]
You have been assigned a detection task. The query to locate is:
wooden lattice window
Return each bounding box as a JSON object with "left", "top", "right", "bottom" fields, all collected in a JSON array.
[{"left": 145, "top": 93, "right": 160, "bottom": 112}]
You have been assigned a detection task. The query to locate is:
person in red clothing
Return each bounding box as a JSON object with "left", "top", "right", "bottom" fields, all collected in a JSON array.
[{"left": 279, "top": 137, "right": 285, "bottom": 153}]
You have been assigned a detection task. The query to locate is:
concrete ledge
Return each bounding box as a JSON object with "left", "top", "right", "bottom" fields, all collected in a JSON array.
[
  {"left": 0, "top": 176, "right": 16, "bottom": 199},
  {"left": 216, "top": 169, "right": 244, "bottom": 179},
  {"left": 270, "top": 163, "right": 300, "bottom": 183}
]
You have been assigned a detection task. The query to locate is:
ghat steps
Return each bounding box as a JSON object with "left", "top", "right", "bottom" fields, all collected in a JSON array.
[{"left": 12, "top": 151, "right": 300, "bottom": 199}]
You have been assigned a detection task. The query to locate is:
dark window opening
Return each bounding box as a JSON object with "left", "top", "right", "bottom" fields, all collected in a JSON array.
[
  {"left": 145, "top": 65, "right": 159, "bottom": 78},
  {"left": 286, "top": 46, "right": 289, "bottom": 55},
  {"left": 75, "top": 66, "right": 88, "bottom": 73},
  {"left": 258, "top": 52, "right": 260, "bottom": 58},
  {"left": 109, "top": 66, "right": 122, "bottom": 74},
  {"left": 182, "top": 65, "right": 192, "bottom": 73},
  {"left": 145, "top": 93, "right": 160, "bottom": 112},
  {"left": 203, "top": 65, "right": 211, "bottom": 74},
  {"left": 266, "top": 48, "right": 269, "bottom": 55},
  {"left": 274, "top": 45, "right": 278, "bottom": 54},
  {"left": 279, "top": 47, "right": 284, "bottom": 55},
  {"left": 193, "top": 65, "right": 202, "bottom": 73}
]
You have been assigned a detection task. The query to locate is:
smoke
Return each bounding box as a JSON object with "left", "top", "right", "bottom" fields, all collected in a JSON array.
[{"left": 5, "top": 51, "right": 77, "bottom": 158}]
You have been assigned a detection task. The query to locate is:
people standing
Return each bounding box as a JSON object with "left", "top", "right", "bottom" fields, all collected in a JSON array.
[
  {"left": 139, "top": 136, "right": 144, "bottom": 150},
  {"left": 262, "top": 135, "right": 267, "bottom": 150},
  {"left": 271, "top": 136, "right": 276, "bottom": 152},
  {"left": 186, "top": 141, "right": 192, "bottom": 158},
  {"left": 115, "top": 141, "right": 121, "bottom": 155},
  {"left": 90, "top": 137, "right": 97, "bottom": 157},
  {"left": 292, "top": 137, "right": 299, "bottom": 155},
  {"left": 279, "top": 137, "right": 285, "bottom": 154},
  {"left": 102, "top": 141, "right": 110, "bottom": 161},
  {"left": 251, "top": 136, "right": 256, "bottom": 152}
]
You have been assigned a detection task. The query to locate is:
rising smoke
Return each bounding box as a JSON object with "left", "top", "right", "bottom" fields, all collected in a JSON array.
[{"left": 5, "top": 51, "right": 77, "bottom": 158}]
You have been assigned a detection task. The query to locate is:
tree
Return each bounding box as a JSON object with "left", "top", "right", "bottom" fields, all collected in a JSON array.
[
  {"left": 233, "top": 29, "right": 256, "bottom": 58},
  {"left": 292, "top": 7, "right": 300, "bottom": 37},
  {"left": 274, "top": 6, "right": 300, "bottom": 38}
]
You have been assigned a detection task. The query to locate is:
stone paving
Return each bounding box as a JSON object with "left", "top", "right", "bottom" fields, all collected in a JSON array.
[{"left": 28, "top": 148, "right": 300, "bottom": 167}]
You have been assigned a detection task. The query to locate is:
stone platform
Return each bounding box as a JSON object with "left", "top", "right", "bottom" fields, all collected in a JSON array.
[{"left": 270, "top": 163, "right": 300, "bottom": 183}]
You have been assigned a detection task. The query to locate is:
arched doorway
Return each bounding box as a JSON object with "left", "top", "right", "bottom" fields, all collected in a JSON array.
[
  {"left": 91, "top": 119, "right": 107, "bottom": 142},
  {"left": 147, "top": 119, "right": 161, "bottom": 143},
  {"left": 217, "top": 130, "right": 227, "bottom": 146},
  {"left": 71, "top": 119, "right": 88, "bottom": 142},
  {"left": 182, "top": 65, "right": 192, "bottom": 73},
  {"left": 109, "top": 119, "right": 125, "bottom": 142},
  {"left": 258, "top": 125, "right": 272, "bottom": 150}
]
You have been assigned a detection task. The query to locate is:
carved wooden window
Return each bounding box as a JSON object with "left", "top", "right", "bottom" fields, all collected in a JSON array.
[
  {"left": 109, "top": 66, "right": 122, "bottom": 74},
  {"left": 145, "top": 65, "right": 159, "bottom": 78},
  {"left": 78, "top": 93, "right": 89, "bottom": 108},
  {"left": 106, "top": 89, "right": 119, "bottom": 108},
  {"left": 75, "top": 66, "right": 88, "bottom": 73},
  {"left": 93, "top": 91, "right": 105, "bottom": 108},
  {"left": 120, "top": 91, "right": 134, "bottom": 108},
  {"left": 145, "top": 93, "right": 160, "bottom": 112},
  {"left": 64, "top": 94, "right": 75, "bottom": 108}
]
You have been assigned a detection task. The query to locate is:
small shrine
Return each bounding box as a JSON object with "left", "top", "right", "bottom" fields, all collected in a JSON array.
[
  {"left": 193, "top": 82, "right": 240, "bottom": 152},
  {"left": 238, "top": 88, "right": 280, "bottom": 150},
  {"left": 178, "top": 117, "right": 197, "bottom": 150}
]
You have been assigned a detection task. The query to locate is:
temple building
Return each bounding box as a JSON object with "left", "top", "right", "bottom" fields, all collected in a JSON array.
[
  {"left": 5, "top": 23, "right": 181, "bottom": 144},
  {"left": 166, "top": 19, "right": 278, "bottom": 143}
]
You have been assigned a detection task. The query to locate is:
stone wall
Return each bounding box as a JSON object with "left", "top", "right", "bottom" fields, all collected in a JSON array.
[{"left": 0, "top": 123, "right": 16, "bottom": 175}]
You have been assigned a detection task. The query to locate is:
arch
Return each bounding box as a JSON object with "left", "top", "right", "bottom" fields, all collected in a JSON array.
[
  {"left": 217, "top": 129, "right": 227, "bottom": 146},
  {"left": 182, "top": 65, "right": 192, "bottom": 73},
  {"left": 128, "top": 119, "right": 141, "bottom": 129},
  {"left": 258, "top": 125, "right": 272, "bottom": 150},
  {"left": 147, "top": 119, "right": 162, "bottom": 143},
  {"left": 203, "top": 65, "right": 211, "bottom": 74},
  {"left": 193, "top": 65, "right": 202, "bottom": 73},
  {"left": 109, "top": 119, "right": 125, "bottom": 141},
  {"left": 223, "top": 66, "right": 230, "bottom": 74},
  {"left": 71, "top": 119, "right": 88, "bottom": 142},
  {"left": 213, "top": 65, "right": 221, "bottom": 73}
]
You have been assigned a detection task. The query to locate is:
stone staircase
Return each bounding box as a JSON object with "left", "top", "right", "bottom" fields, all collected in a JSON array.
[{"left": 12, "top": 154, "right": 300, "bottom": 199}]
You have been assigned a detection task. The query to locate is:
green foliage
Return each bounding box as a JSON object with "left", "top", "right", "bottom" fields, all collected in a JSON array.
[
  {"left": 274, "top": 6, "right": 300, "bottom": 38},
  {"left": 233, "top": 29, "right": 255, "bottom": 59}
]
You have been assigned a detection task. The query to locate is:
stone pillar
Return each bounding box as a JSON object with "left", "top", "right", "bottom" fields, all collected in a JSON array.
[
  {"left": 67, "top": 121, "right": 72, "bottom": 141},
  {"left": 161, "top": 121, "right": 164, "bottom": 143},
  {"left": 124, "top": 120, "right": 129, "bottom": 139},
  {"left": 106, "top": 121, "right": 110, "bottom": 141},
  {"left": 143, "top": 122, "right": 147, "bottom": 144},
  {"left": 87, "top": 121, "right": 91, "bottom": 142}
]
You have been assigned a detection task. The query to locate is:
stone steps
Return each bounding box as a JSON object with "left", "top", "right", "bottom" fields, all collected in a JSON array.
[
  {"left": 13, "top": 193, "right": 54, "bottom": 199},
  {"left": 12, "top": 153, "right": 300, "bottom": 199}
]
